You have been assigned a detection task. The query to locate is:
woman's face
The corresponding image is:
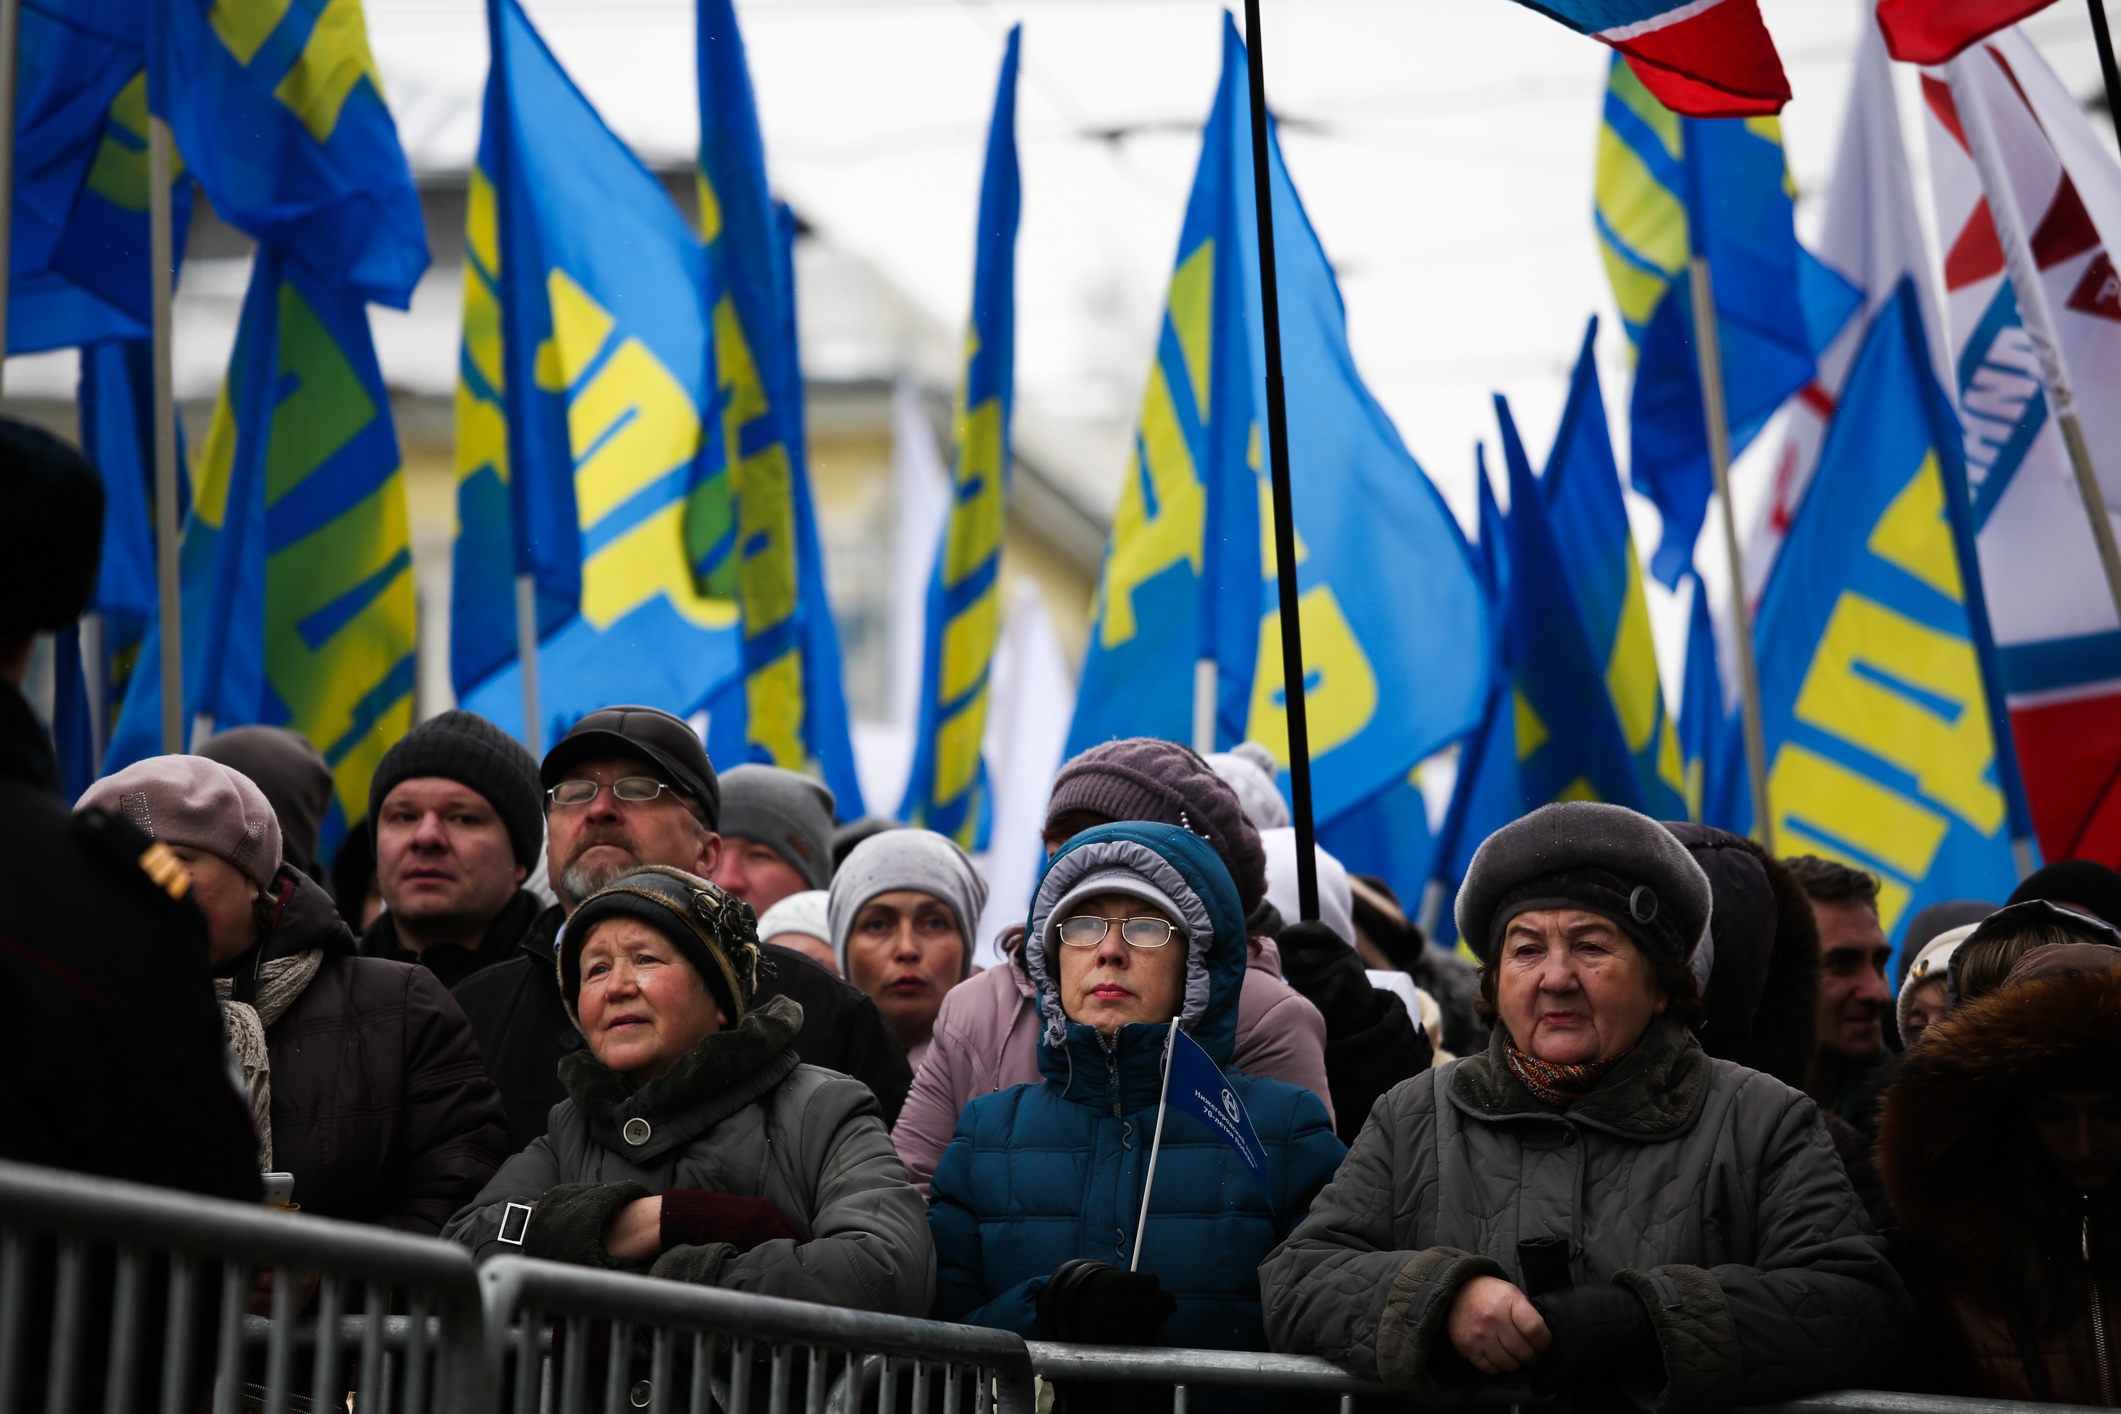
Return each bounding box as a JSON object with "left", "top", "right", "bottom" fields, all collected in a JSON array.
[
  {"left": 1495, "top": 907, "right": 1665, "bottom": 1066},
  {"left": 1056, "top": 892, "right": 1188, "bottom": 1036},
  {"left": 2031, "top": 1090, "right": 2121, "bottom": 1192},
  {"left": 846, "top": 890, "right": 965, "bottom": 1051},
  {"left": 577, "top": 917, "right": 726, "bottom": 1081},
  {"left": 1902, "top": 979, "right": 1948, "bottom": 1047},
  {"left": 168, "top": 845, "right": 261, "bottom": 966}
]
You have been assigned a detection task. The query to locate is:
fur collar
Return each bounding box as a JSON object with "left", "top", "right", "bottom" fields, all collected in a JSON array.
[
  {"left": 1451, "top": 1012, "right": 1708, "bottom": 1138},
  {"left": 559, "top": 993, "right": 803, "bottom": 1158}
]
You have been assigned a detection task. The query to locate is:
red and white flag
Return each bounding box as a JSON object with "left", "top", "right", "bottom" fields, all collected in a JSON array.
[
  {"left": 1877, "top": 0, "right": 2057, "bottom": 64},
  {"left": 1924, "top": 28, "right": 2121, "bottom": 865}
]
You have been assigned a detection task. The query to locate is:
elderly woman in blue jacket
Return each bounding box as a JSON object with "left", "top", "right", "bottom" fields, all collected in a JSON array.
[{"left": 928, "top": 821, "right": 1345, "bottom": 1350}]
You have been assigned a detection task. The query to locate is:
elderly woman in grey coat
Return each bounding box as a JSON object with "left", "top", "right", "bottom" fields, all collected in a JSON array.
[
  {"left": 445, "top": 866, "right": 934, "bottom": 1316},
  {"left": 1259, "top": 802, "right": 1908, "bottom": 1412}
]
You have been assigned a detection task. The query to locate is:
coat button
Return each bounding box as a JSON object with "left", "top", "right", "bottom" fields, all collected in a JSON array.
[
  {"left": 1562, "top": 1127, "right": 1577, "bottom": 1146},
  {"left": 630, "top": 1382, "right": 652, "bottom": 1408},
  {"left": 622, "top": 1118, "right": 651, "bottom": 1146}
]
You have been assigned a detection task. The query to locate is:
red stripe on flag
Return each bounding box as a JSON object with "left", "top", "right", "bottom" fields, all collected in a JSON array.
[
  {"left": 1876, "top": 0, "right": 2055, "bottom": 65},
  {"left": 1608, "top": 0, "right": 1789, "bottom": 117},
  {"left": 2011, "top": 692, "right": 2121, "bottom": 868},
  {"left": 1921, "top": 74, "right": 1969, "bottom": 153},
  {"left": 1945, "top": 200, "right": 2006, "bottom": 290}
]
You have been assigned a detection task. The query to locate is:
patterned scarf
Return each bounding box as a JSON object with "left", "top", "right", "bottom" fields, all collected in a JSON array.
[{"left": 1505, "top": 1042, "right": 1632, "bottom": 1109}]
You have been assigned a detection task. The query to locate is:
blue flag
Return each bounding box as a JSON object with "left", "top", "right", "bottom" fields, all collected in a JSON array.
[
  {"left": 1071, "top": 15, "right": 1488, "bottom": 827},
  {"left": 106, "top": 245, "right": 418, "bottom": 860},
  {"left": 453, "top": 0, "right": 742, "bottom": 744},
  {"left": 1754, "top": 282, "right": 2024, "bottom": 949},
  {"left": 695, "top": 0, "right": 863, "bottom": 811},
  {"left": 1497, "top": 394, "right": 1644, "bottom": 812},
  {"left": 1317, "top": 767, "right": 1436, "bottom": 928},
  {"left": 1679, "top": 573, "right": 1749, "bottom": 833},
  {"left": 1596, "top": 56, "right": 1859, "bottom": 585},
  {"left": 150, "top": 0, "right": 428, "bottom": 308},
  {"left": 1542, "top": 319, "right": 1688, "bottom": 820},
  {"left": 900, "top": 29, "right": 1020, "bottom": 848},
  {"left": 1161, "top": 1024, "right": 1270, "bottom": 1202}
]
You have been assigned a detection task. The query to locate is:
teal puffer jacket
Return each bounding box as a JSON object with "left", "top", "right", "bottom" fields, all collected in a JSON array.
[{"left": 928, "top": 822, "right": 1344, "bottom": 1351}]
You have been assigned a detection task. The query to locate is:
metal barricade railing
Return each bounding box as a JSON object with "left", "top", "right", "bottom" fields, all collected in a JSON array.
[
  {"left": 1026, "top": 1342, "right": 1384, "bottom": 1413},
  {"left": 478, "top": 1256, "right": 1037, "bottom": 1414},
  {"left": 0, "top": 1159, "right": 487, "bottom": 1414}
]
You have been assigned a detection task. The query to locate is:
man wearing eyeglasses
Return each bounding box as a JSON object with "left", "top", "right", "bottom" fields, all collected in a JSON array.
[{"left": 452, "top": 706, "right": 914, "bottom": 1156}]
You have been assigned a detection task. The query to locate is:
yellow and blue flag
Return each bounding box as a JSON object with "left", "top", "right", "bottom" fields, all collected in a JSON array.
[
  {"left": 1679, "top": 572, "right": 1748, "bottom": 832},
  {"left": 899, "top": 28, "right": 1020, "bottom": 848},
  {"left": 694, "top": 0, "right": 863, "bottom": 812},
  {"left": 1755, "top": 281, "right": 2026, "bottom": 947},
  {"left": 149, "top": 0, "right": 427, "bottom": 308},
  {"left": 105, "top": 246, "right": 418, "bottom": 860},
  {"left": 1595, "top": 55, "right": 1859, "bottom": 585},
  {"left": 453, "top": 0, "right": 741, "bottom": 744},
  {"left": 1541, "top": 319, "right": 1687, "bottom": 819},
  {"left": 1070, "top": 15, "right": 1488, "bottom": 827}
]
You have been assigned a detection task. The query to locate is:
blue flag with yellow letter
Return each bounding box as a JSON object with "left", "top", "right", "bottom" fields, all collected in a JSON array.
[
  {"left": 899, "top": 28, "right": 1020, "bottom": 848},
  {"left": 695, "top": 0, "right": 862, "bottom": 810},
  {"left": 1542, "top": 320, "right": 1687, "bottom": 820},
  {"left": 1070, "top": 16, "right": 1487, "bottom": 826},
  {"left": 454, "top": 0, "right": 741, "bottom": 742},
  {"left": 149, "top": 0, "right": 427, "bottom": 308},
  {"left": 1595, "top": 55, "right": 1859, "bottom": 585},
  {"left": 105, "top": 246, "right": 417, "bottom": 860},
  {"left": 1755, "top": 282, "right": 2024, "bottom": 947}
]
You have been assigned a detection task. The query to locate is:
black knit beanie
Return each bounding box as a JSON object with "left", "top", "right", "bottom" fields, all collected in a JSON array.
[
  {"left": 368, "top": 710, "right": 544, "bottom": 868},
  {"left": 1044, "top": 738, "right": 1267, "bottom": 915}
]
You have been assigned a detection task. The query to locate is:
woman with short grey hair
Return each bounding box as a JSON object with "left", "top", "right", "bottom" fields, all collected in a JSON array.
[{"left": 1260, "top": 801, "right": 1909, "bottom": 1412}]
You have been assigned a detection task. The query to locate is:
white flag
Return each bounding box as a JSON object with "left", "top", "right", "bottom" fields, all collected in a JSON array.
[{"left": 972, "top": 579, "right": 1075, "bottom": 966}]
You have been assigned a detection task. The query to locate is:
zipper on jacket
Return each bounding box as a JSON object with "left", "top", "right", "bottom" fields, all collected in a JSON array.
[
  {"left": 2087, "top": 1205, "right": 2115, "bottom": 1407},
  {"left": 1104, "top": 1036, "right": 1123, "bottom": 1118}
]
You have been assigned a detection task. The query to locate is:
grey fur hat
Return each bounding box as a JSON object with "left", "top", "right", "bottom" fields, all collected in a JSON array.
[{"left": 1456, "top": 801, "right": 1711, "bottom": 965}]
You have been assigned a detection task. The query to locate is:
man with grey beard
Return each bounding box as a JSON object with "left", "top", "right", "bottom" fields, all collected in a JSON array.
[{"left": 449, "top": 706, "right": 913, "bottom": 1155}]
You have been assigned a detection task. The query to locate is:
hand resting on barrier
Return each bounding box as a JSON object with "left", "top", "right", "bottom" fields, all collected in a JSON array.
[
  {"left": 1445, "top": 1275, "right": 1550, "bottom": 1375},
  {"left": 1035, "top": 1258, "right": 1178, "bottom": 1344}
]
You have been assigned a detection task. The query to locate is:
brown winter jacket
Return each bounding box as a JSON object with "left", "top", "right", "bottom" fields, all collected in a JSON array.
[
  {"left": 235, "top": 867, "right": 508, "bottom": 1232},
  {"left": 1876, "top": 966, "right": 2121, "bottom": 1405}
]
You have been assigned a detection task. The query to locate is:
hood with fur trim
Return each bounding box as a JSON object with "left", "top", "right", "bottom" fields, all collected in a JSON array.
[{"left": 1877, "top": 966, "right": 2121, "bottom": 1311}]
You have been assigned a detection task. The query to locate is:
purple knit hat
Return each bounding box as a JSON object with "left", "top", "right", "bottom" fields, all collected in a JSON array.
[
  {"left": 77, "top": 755, "right": 284, "bottom": 888},
  {"left": 1044, "top": 738, "right": 1268, "bottom": 915}
]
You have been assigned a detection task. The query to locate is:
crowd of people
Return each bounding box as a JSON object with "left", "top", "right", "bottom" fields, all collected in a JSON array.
[{"left": 7, "top": 424, "right": 2121, "bottom": 1411}]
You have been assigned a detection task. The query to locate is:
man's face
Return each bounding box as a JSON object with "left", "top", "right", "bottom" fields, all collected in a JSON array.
[
  {"left": 1813, "top": 896, "right": 1894, "bottom": 1060},
  {"left": 712, "top": 836, "right": 809, "bottom": 912},
  {"left": 546, "top": 755, "right": 721, "bottom": 912},
  {"left": 375, "top": 777, "right": 527, "bottom": 936}
]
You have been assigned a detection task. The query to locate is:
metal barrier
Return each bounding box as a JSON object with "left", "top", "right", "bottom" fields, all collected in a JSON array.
[
  {"left": 0, "top": 1159, "right": 487, "bottom": 1414},
  {"left": 1026, "top": 1342, "right": 1383, "bottom": 1412},
  {"left": 478, "top": 1257, "right": 1036, "bottom": 1414}
]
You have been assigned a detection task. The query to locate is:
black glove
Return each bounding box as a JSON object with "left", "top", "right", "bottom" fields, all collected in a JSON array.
[
  {"left": 1528, "top": 1283, "right": 1661, "bottom": 1398},
  {"left": 1277, "top": 920, "right": 1386, "bottom": 1027},
  {"left": 1036, "top": 1259, "right": 1178, "bottom": 1344}
]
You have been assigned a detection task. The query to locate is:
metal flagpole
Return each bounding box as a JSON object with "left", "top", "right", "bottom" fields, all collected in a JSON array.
[
  {"left": 1129, "top": 1026, "right": 1178, "bottom": 1274},
  {"left": 1241, "top": 0, "right": 1318, "bottom": 923},
  {"left": 1949, "top": 53, "right": 2121, "bottom": 628},
  {"left": 0, "top": 0, "right": 20, "bottom": 392},
  {"left": 2089, "top": 0, "right": 2121, "bottom": 153},
  {"left": 148, "top": 113, "right": 183, "bottom": 756},
  {"left": 1191, "top": 660, "right": 1216, "bottom": 756},
  {"left": 516, "top": 573, "right": 543, "bottom": 757}
]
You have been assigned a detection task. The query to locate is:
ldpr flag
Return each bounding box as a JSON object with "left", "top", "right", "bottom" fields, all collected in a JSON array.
[
  {"left": 901, "top": 28, "right": 1021, "bottom": 848},
  {"left": 150, "top": 0, "right": 427, "bottom": 308},
  {"left": 453, "top": 0, "right": 740, "bottom": 743},
  {"left": 1542, "top": 319, "right": 1687, "bottom": 819},
  {"left": 1500, "top": 0, "right": 1789, "bottom": 116},
  {"left": 105, "top": 246, "right": 418, "bottom": 861},
  {"left": 1754, "top": 282, "right": 2024, "bottom": 948},
  {"left": 1921, "top": 29, "right": 2121, "bottom": 866},
  {"left": 1070, "top": 15, "right": 1488, "bottom": 829},
  {"left": 1595, "top": 54, "right": 1860, "bottom": 585},
  {"left": 1878, "top": 0, "right": 2059, "bottom": 64},
  {"left": 1679, "top": 572, "right": 1749, "bottom": 832},
  {"left": 695, "top": 0, "right": 863, "bottom": 809},
  {"left": 11, "top": 1, "right": 192, "bottom": 351}
]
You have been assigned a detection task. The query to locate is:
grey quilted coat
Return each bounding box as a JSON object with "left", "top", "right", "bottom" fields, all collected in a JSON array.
[
  {"left": 1258, "top": 1014, "right": 1909, "bottom": 1412},
  {"left": 444, "top": 995, "right": 934, "bottom": 1317}
]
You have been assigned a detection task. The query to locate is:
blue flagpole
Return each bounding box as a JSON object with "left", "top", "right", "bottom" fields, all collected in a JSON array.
[{"left": 1130, "top": 1025, "right": 1179, "bottom": 1274}]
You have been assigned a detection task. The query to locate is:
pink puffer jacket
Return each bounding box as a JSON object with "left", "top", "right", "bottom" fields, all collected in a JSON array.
[{"left": 893, "top": 930, "right": 1332, "bottom": 1195}]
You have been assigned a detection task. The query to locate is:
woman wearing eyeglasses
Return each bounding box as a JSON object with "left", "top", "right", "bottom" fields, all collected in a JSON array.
[{"left": 927, "top": 821, "right": 1345, "bottom": 1363}]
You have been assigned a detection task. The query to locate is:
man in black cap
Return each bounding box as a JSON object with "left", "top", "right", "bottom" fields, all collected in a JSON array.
[
  {"left": 0, "top": 417, "right": 258, "bottom": 1203},
  {"left": 358, "top": 709, "right": 548, "bottom": 987},
  {"left": 452, "top": 705, "right": 913, "bottom": 1155}
]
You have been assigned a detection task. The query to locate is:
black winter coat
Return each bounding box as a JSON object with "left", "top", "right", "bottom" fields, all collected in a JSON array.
[
  {"left": 451, "top": 905, "right": 914, "bottom": 1157},
  {"left": 359, "top": 888, "right": 546, "bottom": 989},
  {"left": 237, "top": 867, "right": 507, "bottom": 1232}
]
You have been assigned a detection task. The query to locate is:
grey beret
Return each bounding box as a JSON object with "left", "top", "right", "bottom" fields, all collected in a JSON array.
[
  {"left": 1456, "top": 801, "right": 1712, "bottom": 963},
  {"left": 718, "top": 765, "right": 836, "bottom": 890}
]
